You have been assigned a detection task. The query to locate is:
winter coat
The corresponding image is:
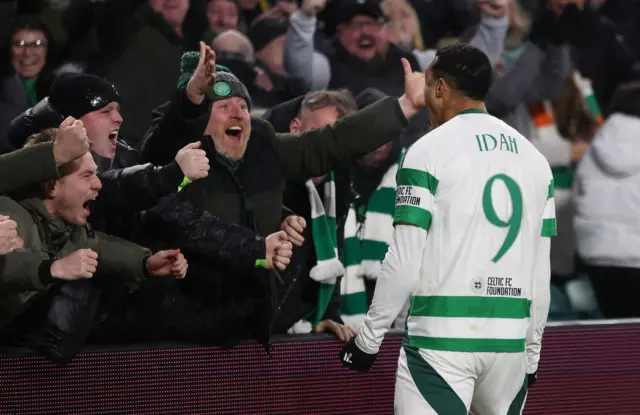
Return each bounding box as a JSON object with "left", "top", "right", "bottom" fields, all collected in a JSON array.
[
  {"left": 0, "top": 142, "right": 59, "bottom": 194},
  {"left": 574, "top": 113, "right": 640, "bottom": 268},
  {"left": 0, "top": 197, "right": 151, "bottom": 363}
]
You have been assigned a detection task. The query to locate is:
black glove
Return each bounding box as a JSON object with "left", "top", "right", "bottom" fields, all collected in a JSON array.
[
  {"left": 340, "top": 337, "right": 378, "bottom": 373},
  {"left": 528, "top": 8, "right": 564, "bottom": 48},
  {"left": 527, "top": 372, "right": 538, "bottom": 388}
]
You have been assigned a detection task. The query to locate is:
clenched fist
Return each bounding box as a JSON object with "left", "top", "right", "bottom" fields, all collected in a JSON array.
[
  {"left": 50, "top": 249, "right": 98, "bottom": 280},
  {"left": 186, "top": 42, "right": 217, "bottom": 105},
  {"left": 53, "top": 116, "right": 90, "bottom": 166},
  {"left": 146, "top": 249, "right": 188, "bottom": 278},
  {"left": 266, "top": 231, "right": 293, "bottom": 271},
  {"left": 0, "top": 216, "right": 22, "bottom": 255},
  {"left": 281, "top": 215, "right": 306, "bottom": 246},
  {"left": 175, "top": 141, "right": 210, "bottom": 180}
]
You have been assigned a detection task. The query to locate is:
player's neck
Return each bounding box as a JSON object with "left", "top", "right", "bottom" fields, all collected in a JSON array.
[{"left": 442, "top": 99, "right": 487, "bottom": 124}]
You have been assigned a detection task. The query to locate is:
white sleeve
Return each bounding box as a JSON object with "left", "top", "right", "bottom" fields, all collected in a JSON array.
[
  {"left": 355, "top": 223, "right": 426, "bottom": 354},
  {"left": 526, "top": 182, "right": 555, "bottom": 373}
]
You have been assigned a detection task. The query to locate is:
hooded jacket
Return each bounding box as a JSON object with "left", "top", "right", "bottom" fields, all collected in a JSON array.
[{"left": 574, "top": 113, "right": 640, "bottom": 267}]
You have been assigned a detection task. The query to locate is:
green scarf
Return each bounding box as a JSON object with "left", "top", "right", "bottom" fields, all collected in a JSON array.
[
  {"left": 340, "top": 151, "right": 403, "bottom": 329},
  {"left": 306, "top": 172, "right": 345, "bottom": 327},
  {"left": 22, "top": 78, "right": 38, "bottom": 106}
]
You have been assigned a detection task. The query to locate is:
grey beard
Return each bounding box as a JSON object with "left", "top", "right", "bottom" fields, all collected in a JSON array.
[{"left": 211, "top": 135, "right": 249, "bottom": 161}]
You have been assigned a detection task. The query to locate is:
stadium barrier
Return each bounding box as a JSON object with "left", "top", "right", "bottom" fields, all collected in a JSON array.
[{"left": 1, "top": 320, "right": 640, "bottom": 414}]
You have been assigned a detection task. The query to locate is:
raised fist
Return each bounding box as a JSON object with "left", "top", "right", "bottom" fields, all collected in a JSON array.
[
  {"left": 50, "top": 249, "right": 98, "bottom": 280},
  {"left": 266, "top": 231, "right": 293, "bottom": 271},
  {"left": 281, "top": 215, "right": 306, "bottom": 246},
  {"left": 53, "top": 116, "right": 90, "bottom": 166},
  {"left": 175, "top": 141, "right": 210, "bottom": 181},
  {"left": 0, "top": 216, "right": 22, "bottom": 255}
]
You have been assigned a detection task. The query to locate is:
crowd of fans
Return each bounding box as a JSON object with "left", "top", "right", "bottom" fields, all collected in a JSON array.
[{"left": 0, "top": 0, "right": 639, "bottom": 365}]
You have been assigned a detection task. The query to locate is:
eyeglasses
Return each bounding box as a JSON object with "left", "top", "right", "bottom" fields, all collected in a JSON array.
[{"left": 11, "top": 39, "right": 48, "bottom": 50}]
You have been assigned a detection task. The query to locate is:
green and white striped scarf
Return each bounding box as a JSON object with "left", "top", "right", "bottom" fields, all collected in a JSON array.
[
  {"left": 306, "top": 172, "right": 345, "bottom": 328},
  {"left": 340, "top": 154, "right": 402, "bottom": 330}
]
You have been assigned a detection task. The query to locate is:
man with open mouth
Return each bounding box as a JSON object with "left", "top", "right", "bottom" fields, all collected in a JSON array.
[{"left": 139, "top": 42, "right": 427, "bottom": 346}]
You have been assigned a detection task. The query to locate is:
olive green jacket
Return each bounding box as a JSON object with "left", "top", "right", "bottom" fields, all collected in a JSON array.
[
  {"left": 0, "top": 197, "right": 151, "bottom": 330},
  {"left": 0, "top": 142, "right": 59, "bottom": 194}
]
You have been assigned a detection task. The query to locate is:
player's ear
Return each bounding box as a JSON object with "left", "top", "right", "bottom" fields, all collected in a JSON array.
[{"left": 434, "top": 78, "right": 447, "bottom": 99}]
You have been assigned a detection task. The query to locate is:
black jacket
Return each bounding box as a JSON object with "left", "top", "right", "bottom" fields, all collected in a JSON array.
[{"left": 263, "top": 96, "right": 353, "bottom": 332}]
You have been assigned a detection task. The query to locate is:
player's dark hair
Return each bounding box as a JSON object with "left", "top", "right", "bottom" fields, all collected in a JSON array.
[{"left": 431, "top": 43, "right": 493, "bottom": 101}]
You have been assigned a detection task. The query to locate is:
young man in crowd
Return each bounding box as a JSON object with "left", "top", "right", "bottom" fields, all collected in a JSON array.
[
  {"left": 0, "top": 127, "right": 188, "bottom": 362},
  {"left": 5, "top": 72, "right": 293, "bottom": 348},
  {"left": 342, "top": 44, "right": 554, "bottom": 414}
]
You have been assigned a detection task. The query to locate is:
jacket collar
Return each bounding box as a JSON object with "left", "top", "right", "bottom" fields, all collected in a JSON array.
[{"left": 20, "top": 197, "right": 73, "bottom": 251}]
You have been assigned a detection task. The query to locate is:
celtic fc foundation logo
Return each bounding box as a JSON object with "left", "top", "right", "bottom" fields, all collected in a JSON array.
[
  {"left": 470, "top": 276, "right": 485, "bottom": 294},
  {"left": 214, "top": 81, "right": 231, "bottom": 97}
]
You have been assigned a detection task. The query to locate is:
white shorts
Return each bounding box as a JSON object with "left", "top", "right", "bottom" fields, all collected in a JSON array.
[{"left": 394, "top": 346, "right": 528, "bottom": 415}]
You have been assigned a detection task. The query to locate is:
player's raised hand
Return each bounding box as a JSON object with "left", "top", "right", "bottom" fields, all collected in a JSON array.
[
  {"left": 186, "top": 41, "right": 217, "bottom": 105},
  {"left": 398, "top": 58, "right": 426, "bottom": 119}
]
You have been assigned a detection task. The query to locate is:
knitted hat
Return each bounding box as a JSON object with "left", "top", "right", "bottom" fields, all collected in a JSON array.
[
  {"left": 337, "top": 0, "right": 384, "bottom": 25},
  {"left": 248, "top": 17, "right": 288, "bottom": 52},
  {"left": 49, "top": 73, "right": 120, "bottom": 119},
  {"left": 177, "top": 51, "right": 252, "bottom": 110}
]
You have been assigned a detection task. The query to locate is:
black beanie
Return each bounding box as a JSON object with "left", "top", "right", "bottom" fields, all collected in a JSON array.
[
  {"left": 248, "top": 17, "right": 288, "bottom": 52},
  {"left": 49, "top": 73, "right": 120, "bottom": 119},
  {"left": 177, "top": 51, "right": 252, "bottom": 110},
  {"left": 356, "top": 88, "right": 387, "bottom": 110}
]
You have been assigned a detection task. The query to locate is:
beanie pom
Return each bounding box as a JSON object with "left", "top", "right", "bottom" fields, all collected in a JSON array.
[{"left": 180, "top": 51, "right": 201, "bottom": 74}]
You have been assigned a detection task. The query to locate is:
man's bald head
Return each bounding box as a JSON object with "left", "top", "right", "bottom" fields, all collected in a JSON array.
[{"left": 211, "top": 30, "right": 255, "bottom": 64}]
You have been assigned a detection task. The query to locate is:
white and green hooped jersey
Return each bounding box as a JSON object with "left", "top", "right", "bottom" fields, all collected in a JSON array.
[{"left": 396, "top": 109, "right": 554, "bottom": 362}]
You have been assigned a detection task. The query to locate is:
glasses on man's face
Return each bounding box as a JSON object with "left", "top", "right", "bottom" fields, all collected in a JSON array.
[{"left": 11, "top": 39, "right": 47, "bottom": 52}]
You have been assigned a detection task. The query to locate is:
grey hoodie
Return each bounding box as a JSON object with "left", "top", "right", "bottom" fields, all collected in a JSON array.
[{"left": 574, "top": 113, "right": 640, "bottom": 268}]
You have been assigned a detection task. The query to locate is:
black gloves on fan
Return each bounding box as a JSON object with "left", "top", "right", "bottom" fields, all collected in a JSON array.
[
  {"left": 527, "top": 372, "right": 538, "bottom": 388},
  {"left": 340, "top": 337, "right": 378, "bottom": 373},
  {"left": 528, "top": 8, "right": 566, "bottom": 49}
]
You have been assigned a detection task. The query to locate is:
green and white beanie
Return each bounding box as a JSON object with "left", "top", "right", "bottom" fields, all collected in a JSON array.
[
  {"left": 177, "top": 51, "right": 252, "bottom": 111},
  {"left": 306, "top": 172, "right": 346, "bottom": 327},
  {"left": 340, "top": 151, "right": 404, "bottom": 330}
]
